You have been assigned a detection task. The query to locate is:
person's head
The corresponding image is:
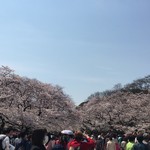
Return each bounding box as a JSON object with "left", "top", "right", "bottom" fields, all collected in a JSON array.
[
  {"left": 128, "top": 135, "right": 135, "bottom": 142},
  {"left": 3, "top": 127, "right": 12, "bottom": 136},
  {"left": 31, "top": 129, "right": 47, "bottom": 146},
  {"left": 122, "top": 136, "right": 128, "bottom": 142},
  {"left": 19, "top": 131, "right": 27, "bottom": 139},
  {"left": 74, "top": 131, "right": 83, "bottom": 142},
  {"left": 61, "top": 130, "right": 74, "bottom": 143},
  {"left": 109, "top": 136, "right": 113, "bottom": 141},
  {"left": 143, "top": 133, "right": 149, "bottom": 142},
  {"left": 137, "top": 135, "right": 143, "bottom": 143}
]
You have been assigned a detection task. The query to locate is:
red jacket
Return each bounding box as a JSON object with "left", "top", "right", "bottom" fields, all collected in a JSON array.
[{"left": 68, "top": 138, "right": 95, "bottom": 150}]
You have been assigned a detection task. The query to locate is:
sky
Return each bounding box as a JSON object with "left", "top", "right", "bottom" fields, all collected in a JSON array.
[{"left": 0, "top": 0, "right": 150, "bottom": 105}]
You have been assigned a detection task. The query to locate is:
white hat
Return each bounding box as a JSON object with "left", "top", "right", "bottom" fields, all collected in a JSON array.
[{"left": 61, "top": 130, "right": 73, "bottom": 135}]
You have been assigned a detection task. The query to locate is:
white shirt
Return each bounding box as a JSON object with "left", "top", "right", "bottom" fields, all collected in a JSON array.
[{"left": 0, "top": 134, "right": 10, "bottom": 150}]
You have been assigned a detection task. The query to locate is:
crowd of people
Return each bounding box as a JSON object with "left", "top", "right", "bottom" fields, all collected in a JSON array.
[{"left": 0, "top": 127, "right": 150, "bottom": 150}]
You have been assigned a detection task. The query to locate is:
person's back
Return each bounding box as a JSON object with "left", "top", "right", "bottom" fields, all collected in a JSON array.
[
  {"left": 126, "top": 142, "right": 134, "bottom": 150},
  {"left": 143, "top": 133, "right": 150, "bottom": 150},
  {"left": 15, "top": 139, "right": 30, "bottom": 150},
  {"left": 133, "top": 143, "right": 146, "bottom": 150},
  {"left": 15, "top": 131, "right": 30, "bottom": 150},
  {"left": 68, "top": 139, "right": 94, "bottom": 150},
  {"left": 31, "top": 129, "right": 47, "bottom": 150},
  {"left": 106, "top": 137, "right": 115, "bottom": 150},
  {"left": 0, "top": 128, "right": 13, "bottom": 150},
  {"left": 133, "top": 135, "right": 147, "bottom": 150},
  {"left": 96, "top": 136, "right": 104, "bottom": 150},
  {"left": 68, "top": 131, "right": 95, "bottom": 150},
  {"left": 0, "top": 134, "right": 6, "bottom": 150},
  {"left": 0, "top": 134, "right": 10, "bottom": 150},
  {"left": 126, "top": 135, "right": 135, "bottom": 150}
]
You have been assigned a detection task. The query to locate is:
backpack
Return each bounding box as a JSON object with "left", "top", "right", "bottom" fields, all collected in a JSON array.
[{"left": 0, "top": 136, "right": 6, "bottom": 150}]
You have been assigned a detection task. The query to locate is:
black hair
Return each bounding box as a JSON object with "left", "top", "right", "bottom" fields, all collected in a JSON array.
[
  {"left": 32, "top": 129, "right": 47, "bottom": 146},
  {"left": 137, "top": 135, "right": 143, "bottom": 143},
  {"left": 128, "top": 135, "right": 135, "bottom": 142}
]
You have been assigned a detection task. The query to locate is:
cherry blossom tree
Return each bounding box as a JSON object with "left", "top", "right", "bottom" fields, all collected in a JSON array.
[
  {"left": 0, "top": 66, "right": 80, "bottom": 132},
  {"left": 79, "top": 88, "right": 150, "bottom": 132},
  {"left": 1, "top": 66, "right": 150, "bottom": 133}
]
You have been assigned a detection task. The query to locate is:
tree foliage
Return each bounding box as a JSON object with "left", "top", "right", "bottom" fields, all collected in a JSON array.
[
  {"left": 79, "top": 76, "right": 150, "bottom": 132},
  {"left": 0, "top": 66, "right": 150, "bottom": 133},
  {"left": 0, "top": 66, "right": 80, "bottom": 132}
]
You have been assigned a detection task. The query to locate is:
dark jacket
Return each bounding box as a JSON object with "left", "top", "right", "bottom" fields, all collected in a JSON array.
[{"left": 30, "top": 144, "right": 46, "bottom": 150}]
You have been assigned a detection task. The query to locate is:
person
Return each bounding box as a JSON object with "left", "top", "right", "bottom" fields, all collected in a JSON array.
[
  {"left": 0, "top": 134, "right": 9, "bottom": 150},
  {"left": 51, "top": 132, "right": 65, "bottom": 150},
  {"left": 15, "top": 131, "right": 30, "bottom": 150},
  {"left": 112, "top": 134, "right": 120, "bottom": 150},
  {"left": 125, "top": 135, "right": 135, "bottom": 150},
  {"left": 60, "top": 130, "right": 74, "bottom": 149},
  {"left": 95, "top": 135, "right": 105, "bottom": 150},
  {"left": 120, "top": 137, "right": 127, "bottom": 150},
  {"left": 132, "top": 135, "right": 147, "bottom": 150},
  {"left": 143, "top": 133, "right": 150, "bottom": 150},
  {"left": 14, "top": 133, "right": 21, "bottom": 148},
  {"left": 0, "top": 128, "right": 15, "bottom": 150},
  {"left": 67, "top": 131, "right": 95, "bottom": 150},
  {"left": 106, "top": 136, "right": 116, "bottom": 150},
  {"left": 45, "top": 133, "right": 56, "bottom": 150},
  {"left": 30, "top": 129, "right": 47, "bottom": 150},
  {"left": 46, "top": 130, "right": 74, "bottom": 150}
]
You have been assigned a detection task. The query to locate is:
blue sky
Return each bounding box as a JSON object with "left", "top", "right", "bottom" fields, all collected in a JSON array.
[{"left": 0, "top": 0, "right": 150, "bottom": 105}]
